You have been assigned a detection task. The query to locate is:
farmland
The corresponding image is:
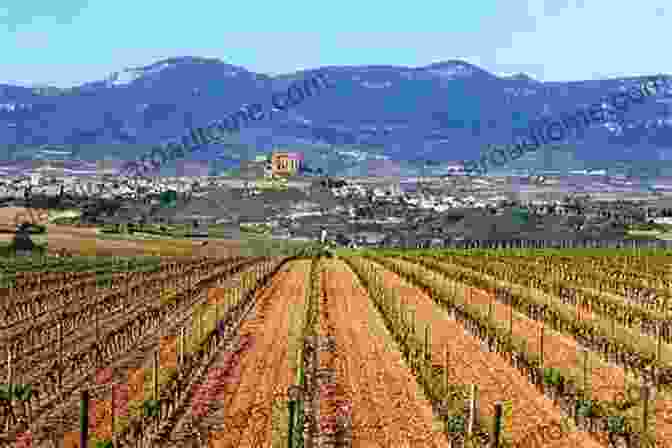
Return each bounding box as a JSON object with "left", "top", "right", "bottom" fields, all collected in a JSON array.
[{"left": 0, "top": 248, "right": 670, "bottom": 447}]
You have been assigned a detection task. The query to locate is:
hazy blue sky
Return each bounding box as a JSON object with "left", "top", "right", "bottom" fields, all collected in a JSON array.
[{"left": 1, "top": 0, "right": 668, "bottom": 87}]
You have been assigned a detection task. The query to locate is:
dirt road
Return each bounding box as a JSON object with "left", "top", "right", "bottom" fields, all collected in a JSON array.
[{"left": 0, "top": 207, "right": 243, "bottom": 257}]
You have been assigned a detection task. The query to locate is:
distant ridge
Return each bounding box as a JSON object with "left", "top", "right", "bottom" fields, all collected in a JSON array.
[{"left": 0, "top": 57, "right": 669, "bottom": 176}]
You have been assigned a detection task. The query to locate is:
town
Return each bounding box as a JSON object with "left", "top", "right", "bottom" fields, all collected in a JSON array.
[{"left": 2, "top": 149, "right": 672, "bottom": 257}]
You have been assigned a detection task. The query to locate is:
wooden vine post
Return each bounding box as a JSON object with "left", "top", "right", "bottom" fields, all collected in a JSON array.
[
  {"left": 188, "top": 271, "right": 192, "bottom": 300},
  {"left": 195, "top": 306, "right": 201, "bottom": 343},
  {"left": 642, "top": 384, "right": 650, "bottom": 440},
  {"left": 488, "top": 295, "right": 493, "bottom": 323},
  {"left": 541, "top": 295, "right": 548, "bottom": 368},
  {"left": 5, "top": 347, "right": 12, "bottom": 432},
  {"left": 492, "top": 402, "right": 503, "bottom": 448},
  {"left": 179, "top": 325, "right": 185, "bottom": 374},
  {"left": 154, "top": 350, "right": 159, "bottom": 431},
  {"left": 200, "top": 305, "right": 204, "bottom": 341},
  {"left": 444, "top": 346, "right": 450, "bottom": 392},
  {"left": 95, "top": 296, "right": 100, "bottom": 369},
  {"left": 467, "top": 384, "right": 478, "bottom": 437},
  {"left": 539, "top": 319, "right": 545, "bottom": 369},
  {"left": 508, "top": 294, "right": 514, "bottom": 342},
  {"left": 80, "top": 390, "right": 89, "bottom": 448},
  {"left": 583, "top": 350, "right": 590, "bottom": 393},
  {"left": 424, "top": 324, "right": 431, "bottom": 364},
  {"left": 657, "top": 322, "right": 663, "bottom": 365}
]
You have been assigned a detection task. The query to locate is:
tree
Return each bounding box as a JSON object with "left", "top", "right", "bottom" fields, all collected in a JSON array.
[
  {"left": 160, "top": 190, "right": 177, "bottom": 208},
  {"left": 509, "top": 207, "right": 530, "bottom": 225}
]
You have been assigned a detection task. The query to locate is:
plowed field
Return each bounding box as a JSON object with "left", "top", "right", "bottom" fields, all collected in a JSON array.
[
  {"left": 322, "top": 258, "right": 449, "bottom": 447},
  {"left": 410, "top": 255, "right": 672, "bottom": 446},
  {"left": 7, "top": 250, "right": 667, "bottom": 447},
  {"left": 372, "top": 258, "right": 602, "bottom": 448},
  {"left": 173, "top": 260, "right": 311, "bottom": 447}
]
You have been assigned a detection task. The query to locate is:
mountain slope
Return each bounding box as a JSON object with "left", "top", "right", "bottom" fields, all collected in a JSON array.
[{"left": 1, "top": 57, "right": 671, "bottom": 175}]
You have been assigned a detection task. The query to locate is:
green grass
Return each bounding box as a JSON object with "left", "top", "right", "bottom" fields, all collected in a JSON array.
[
  {"left": 48, "top": 209, "right": 81, "bottom": 222},
  {"left": 237, "top": 237, "right": 323, "bottom": 257},
  {"left": 95, "top": 231, "right": 171, "bottom": 241},
  {"left": 0, "top": 255, "right": 162, "bottom": 289},
  {"left": 0, "top": 241, "right": 48, "bottom": 258},
  {"left": 97, "top": 223, "right": 240, "bottom": 239},
  {"left": 364, "top": 247, "right": 672, "bottom": 258},
  {"left": 240, "top": 223, "right": 273, "bottom": 235}
]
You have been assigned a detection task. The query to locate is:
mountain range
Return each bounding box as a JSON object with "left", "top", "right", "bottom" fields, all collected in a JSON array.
[{"left": 1, "top": 56, "right": 671, "bottom": 177}]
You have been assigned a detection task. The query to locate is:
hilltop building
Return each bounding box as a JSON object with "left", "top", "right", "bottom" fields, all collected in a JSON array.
[{"left": 271, "top": 151, "right": 303, "bottom": 177}]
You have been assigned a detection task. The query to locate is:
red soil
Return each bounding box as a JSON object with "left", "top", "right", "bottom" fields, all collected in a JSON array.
[
  {"left": 443, "top": 259, "right": 672, "bottom": 446},
  {"left": 374, "top": 257, "right": 602, "bottom": 448},
  {"left": 322, "top": 259, "right": 449, "bottom": 447},
  {"left": 178, "top": 260, "right": 311, "bottom": 448}
]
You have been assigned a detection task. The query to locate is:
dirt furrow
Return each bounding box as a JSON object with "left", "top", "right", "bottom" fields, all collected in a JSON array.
[
  {"left": 17, "top": 261, "right": 249, "bottom": 446},
  {"left": 174, "top": 259, "right": 311, "bottom": 448},
  {"left": 322, "top": 258, "right": 449, "bottom": 448},
  {"left": 375, "top": 258, "right": 603, "bottom": 448},
  {"left": 459, "top": 271, "right": 671, "bottom": 445}
]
